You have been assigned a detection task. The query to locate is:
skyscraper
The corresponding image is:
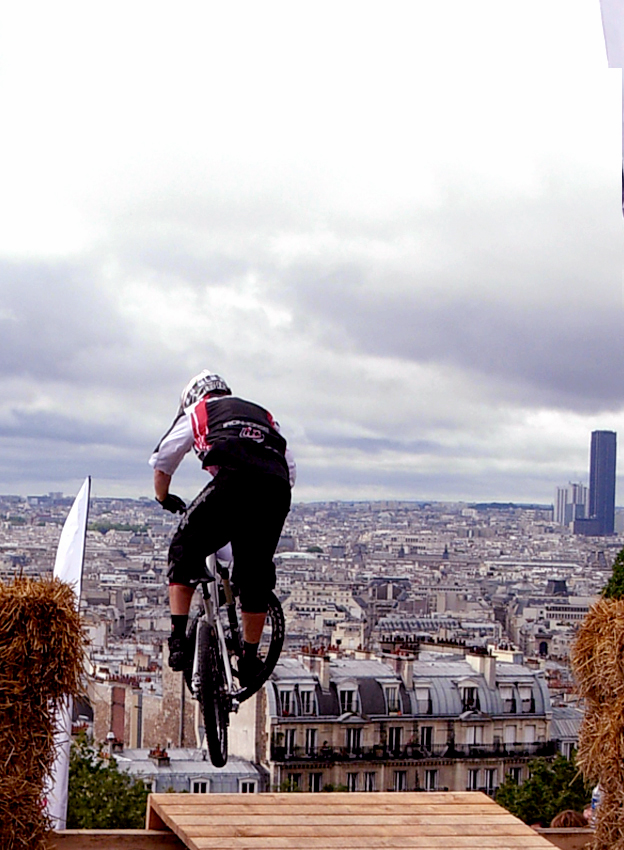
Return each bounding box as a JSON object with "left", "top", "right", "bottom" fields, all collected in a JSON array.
[{"left": 588, "top": 430, "right": 617, "bottom": 535}]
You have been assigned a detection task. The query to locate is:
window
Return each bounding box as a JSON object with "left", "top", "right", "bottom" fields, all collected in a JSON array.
[
  {"left": 561, "top": 741, "right": 574, "bottom": 759},
  {"left": 467, "top": 769, "right": 479, "bottom": 791},
  {"left": 508, "top": 766, "right": 522, "bottom": 784},
  {"left": 340, "top": 689, "right": 357, "bottom": 714},
  {"left": 499, "top": 684, "right": 516, "bottom": 712},
  {"left": 279, "top": 689, "right": 294, "bottom": 716},
  {"left": 240, "top": 781, "right": 256, "bottom": 793},
  {"left": 424, "top": 769, "right": 438, "bottom": 791},
  {"left": 287, "top": 773, "right": 302, "bottom": 791},
  {"left": 461, "top": 687, "right": 480, "bottom": 712},
  {"left": 305, "top": 728, "right": 317, "bottom": 756},
  {"left": 385, "top": 686, "right": 400, "bottom": 713},
  {"left": 504, "top": 725, "right": 516, "bottom": 747},
  {"left": 365, "top": 772, "right": 377, "bottom": 791},
  {"left": 347, "top": 772, "right": 359, "bottom": 791},
  {"left": 484, "top": 768, "right": 497, "bottom": 794},
  {"left": 309, "top": 773, "right": 323, "bottom": 792},
  {"left": 394, "top": 770, "right": 407, "bottom": 792},
  {"left": 524, "top": 725, "right": 536, "bottom": 745},
  {"left": 465, "top": 725, "right": 484, "bottom": 746},
  {"left": 420, "top": 726, "right": 433, "bottom": 751},
  {"left": 300, "top": 689, "right": 315, "bottom": 715},
  {"left": 388, "top": 726, "right": 402, "bottom": 754},
  {"left": 415, "top": 686, "right": 432, "bottom": 715},
  {"left": 345, "top": 727, "right": 362, "bottom": 754},
  {"left": 518, "top": 685, "right": 534, "bottom": 713},
  {"left": 285, "top": 728, "right": 296, "bottom": 756},
  {"left": 192, "top": 781, "right": 208, "bottom": 794}
]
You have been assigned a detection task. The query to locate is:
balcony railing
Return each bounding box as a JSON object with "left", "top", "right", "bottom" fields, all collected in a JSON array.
[{"left": 270, "top": 741, "right": 556, "bottom": 763}]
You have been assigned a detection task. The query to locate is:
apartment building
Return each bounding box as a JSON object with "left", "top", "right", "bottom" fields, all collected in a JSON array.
[{"left": 229, "top": 648, "right": 554, "bottom": 795}]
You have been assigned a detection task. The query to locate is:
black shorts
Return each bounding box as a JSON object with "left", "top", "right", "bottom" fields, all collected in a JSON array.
[{"left": 167, "top": 469, "right": 291, "bottom": 613}]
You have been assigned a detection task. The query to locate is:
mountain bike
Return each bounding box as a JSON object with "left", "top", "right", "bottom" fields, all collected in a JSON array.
[{"left": 182, "top": 552, "right": 284, "bottom": 767}]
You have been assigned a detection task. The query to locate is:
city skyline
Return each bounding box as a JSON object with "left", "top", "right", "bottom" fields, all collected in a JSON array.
[{"left": 0, "top": 3, "right": 621, "bottom": 504}]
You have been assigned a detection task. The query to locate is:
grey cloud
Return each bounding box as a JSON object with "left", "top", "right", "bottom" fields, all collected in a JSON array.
[
  {"left": 300, "top": 460, "right": 559, "bottom": 505},
  {"left": 265, "top": 186, "right": 623, "bottom": 413},
  {"left": 0, "top": 409, "right": 146, "bottom": 449},
  {"left": 292, "top": 279, "right": 624, "bottom": 412},
  {"left": 0, "top": 436, "right": 144, "bottom": 487},
  {"left": 304, "top": 433, "right": 479, "bottom": 458},
  {"left": 0, "top": 259, "right": 127, "bottom": 380},
  {"left": 0, "top": 257, "right": 199, "bottom": 402}
]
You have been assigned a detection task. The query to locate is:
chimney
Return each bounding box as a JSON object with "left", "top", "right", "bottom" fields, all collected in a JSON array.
[
  {"left": 387, "top": 654, "right": 414, "bottom": 690},
  {"left": 467, "top": 651, "right": 496, "bottom": 689},
  {"left": 301, "top": 651, "right": 331, "bottom": 692}
]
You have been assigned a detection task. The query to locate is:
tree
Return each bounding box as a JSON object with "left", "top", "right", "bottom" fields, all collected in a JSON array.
[
  {"left": 495, "top": 754, "right": 590, "bottom": 827},
  {"left": 602, "top": 545, "right": 624, "bottom": 599},
  {"left": 67, "top": 736, "right": 149, "bottom": 828},
  {"left": 278, "top": 778, "right": 302, "bottom": 792}
]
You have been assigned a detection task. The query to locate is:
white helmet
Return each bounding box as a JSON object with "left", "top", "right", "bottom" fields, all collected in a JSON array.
[{"left": 180, "top": 370, "right": 231, "bottom": 410}]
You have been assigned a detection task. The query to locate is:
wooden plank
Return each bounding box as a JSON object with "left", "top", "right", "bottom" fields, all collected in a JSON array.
[
  {"left": 51, "top": 831, "right": 186, "bottom": 849},
  {"left": 183, "top": 825, "right": 536, "bottom": 838},
  {"left": 150, "top": 792, "right": 493, "bottom": 805},
  {"left": 173, "top": 824, "right": 545, "bottom": 838},
  {"left": 153, "top": 804, "right": 502, "bottom": 816},
  {"left": 189, "top": 836, "right": 553, "bottom": 850},
  {"left": 190, "top": 841, "right": 550, "bottom": 850},
  {"left": 189, "top": 839, "right": 550, "bottom": 849},
  {"left": 152, "top": 816, "right": 523, "bottom": 828}
]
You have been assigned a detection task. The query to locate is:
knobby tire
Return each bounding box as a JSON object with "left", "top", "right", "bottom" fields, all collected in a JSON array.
[
  {"left": 236, "top": 590, "right": 284, "bottom": 701},
  {"left": 197, "top": 620, "right": 229, "bottom": 767}
]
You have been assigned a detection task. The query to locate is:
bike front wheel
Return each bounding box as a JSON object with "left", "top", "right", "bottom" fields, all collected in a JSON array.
[{"left": 197, "top": 619, "right": 229, "bottom": 767}]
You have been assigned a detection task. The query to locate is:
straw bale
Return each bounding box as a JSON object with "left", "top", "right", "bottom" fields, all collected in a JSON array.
[
  {"left": 0, "top": 577, "right": 87, "bottom": 850},
  {"left": 571, "top": 596, "right": 624, "bottom": 849}
]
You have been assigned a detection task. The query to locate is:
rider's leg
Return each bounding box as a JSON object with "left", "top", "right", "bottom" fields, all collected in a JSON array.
[
  {"left": 231, "top": 475, "right": 291, "bottom": 682},
  {"left": 241, "top": 611, "right": 266, "bottom": 643},
  {"left": 241, "top": 611, "right": 267, "bottom": 665},
  {"left": 170, "top": 583, "right": 195, "bottom": 615},
  {"left": 169, "top": 583, "right": 195, "bottom": 640},
  {"left": 166, "top": 478, "right": 232, "bottom": 670}
]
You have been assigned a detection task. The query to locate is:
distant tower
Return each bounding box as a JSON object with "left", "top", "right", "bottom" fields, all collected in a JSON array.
[{"left": 589, "top": 430, "right": 617, "bottom": 535}]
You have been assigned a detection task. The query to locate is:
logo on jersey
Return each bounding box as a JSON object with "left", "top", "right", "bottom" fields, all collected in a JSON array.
[{"left": 240, "top": 426, "right": 265, "bottom": 443}]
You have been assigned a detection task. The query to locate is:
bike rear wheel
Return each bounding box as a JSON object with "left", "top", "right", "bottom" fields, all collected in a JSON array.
[{"left": 197, "top": 619, "right": 229, "bottom": 767}]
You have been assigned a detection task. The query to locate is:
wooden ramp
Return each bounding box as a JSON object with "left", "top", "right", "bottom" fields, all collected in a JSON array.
[{"left": 146, "top": 791, "right": 556, "bottom": 849}]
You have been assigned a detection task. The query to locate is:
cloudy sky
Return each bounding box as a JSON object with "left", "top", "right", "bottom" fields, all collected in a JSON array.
[{"left": 0, "top": 1, "right": 621, "bottom": 504}]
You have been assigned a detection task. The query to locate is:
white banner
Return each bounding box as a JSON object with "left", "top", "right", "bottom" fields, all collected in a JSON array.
[
  {"left": 599, "top": 0, "right": 624, "bottom": 217},
  {"left": 600, "top": 0, "right": 624, "bottom": 68},
  {"left": 46, "top": 477, "right": 91, "bottom": 831}
]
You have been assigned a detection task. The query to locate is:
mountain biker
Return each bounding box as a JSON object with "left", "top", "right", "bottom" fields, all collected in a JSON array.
[{"left": 149, "top": 370, "right": 296, "bottom": 682}]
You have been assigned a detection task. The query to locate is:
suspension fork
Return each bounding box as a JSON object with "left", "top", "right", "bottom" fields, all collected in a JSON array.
[{"left": 217, "top": 564, "right": 244, "bottom": 659}]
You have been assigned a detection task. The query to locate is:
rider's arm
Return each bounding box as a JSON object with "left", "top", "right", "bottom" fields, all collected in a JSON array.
[
  {"left": 285, "top": 448, "right": 297, "bottom": 487},
  {"left": 271, "top": 417, "right": 297, "bottom": 488},
  {"left": 149, "top": 413, "right": 194, "bottom": 477},
  {"left": 154, "top": 469, "right": 172, "bottom": 502}
]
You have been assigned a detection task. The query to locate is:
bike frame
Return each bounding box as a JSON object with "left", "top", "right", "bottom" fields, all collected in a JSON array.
[{"left": 190, "top": 554, "right": 243, "bottom": 712}]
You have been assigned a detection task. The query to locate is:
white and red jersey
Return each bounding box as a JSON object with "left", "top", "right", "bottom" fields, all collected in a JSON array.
[{"left": 150, "top": 395, "right": 296, "bottom": 486}]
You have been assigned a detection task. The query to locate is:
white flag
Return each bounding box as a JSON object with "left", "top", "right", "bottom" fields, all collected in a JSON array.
[
  {"left": 600, "top": 0, "right": 624, "bottom": 68},
  {"left": 599, "top": 0, "right": 624, "bottom": 216},
  {"left": 46, "top": 477, "right": 91, "bottom": 831}
]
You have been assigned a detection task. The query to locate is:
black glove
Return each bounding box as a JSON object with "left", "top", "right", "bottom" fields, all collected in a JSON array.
[{"left": 157, "top": 493, "right": 187, "bottom": 514}]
